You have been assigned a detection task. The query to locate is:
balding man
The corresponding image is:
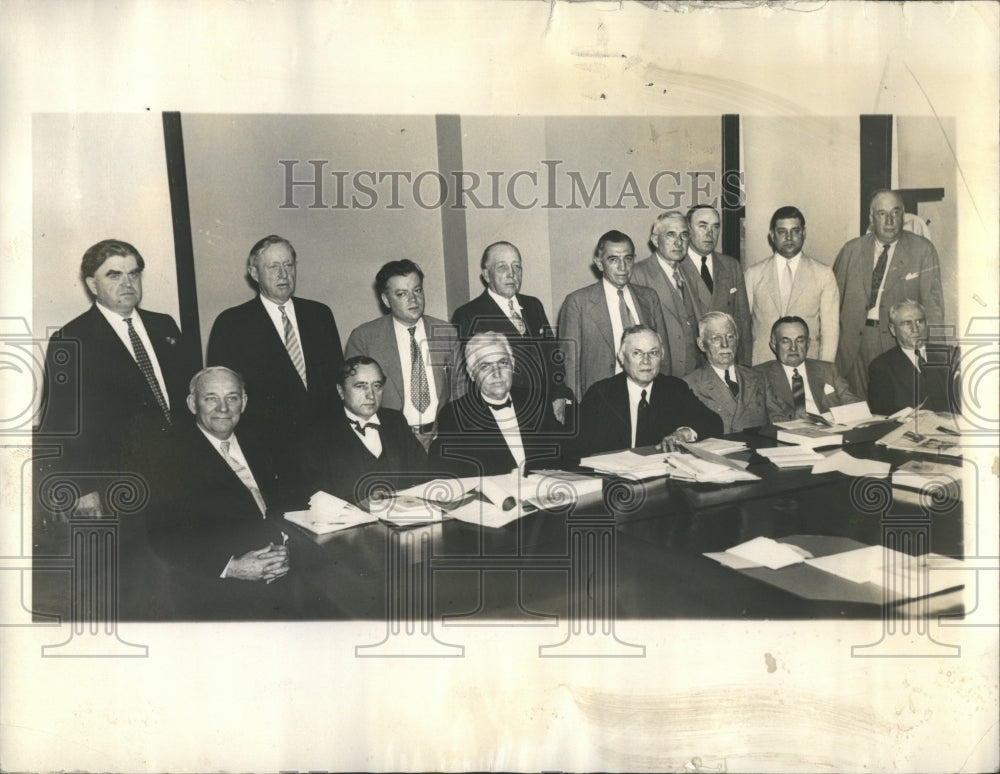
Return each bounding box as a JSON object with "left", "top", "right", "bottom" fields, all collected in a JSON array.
[
  {"left": 833, "top": 190, "right": 944, "bottom": 396},
  {"left": 632, "top": 211, "right": 703, "bottom": 377},
  {"left": 451, "top": 241, "right": 572, "bottom": 422}
]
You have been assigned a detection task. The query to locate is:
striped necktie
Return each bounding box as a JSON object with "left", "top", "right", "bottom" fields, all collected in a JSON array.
[{"left": 279, "top": 304, "right": 308, "bottom": 388}]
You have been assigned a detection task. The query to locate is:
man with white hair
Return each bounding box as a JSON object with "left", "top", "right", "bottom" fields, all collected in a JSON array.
[{"left": 430, "top": 331, "right": 563, "bottom": 476}]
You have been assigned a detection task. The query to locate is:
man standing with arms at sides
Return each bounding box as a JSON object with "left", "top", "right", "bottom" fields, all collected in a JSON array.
[
  {"left": 557, "top": 229, "right": 669, "bottom": 401},
  {"left": 745, "top": 206, "right": 840, "bottom": 365},
  {"left": 833, "top": 189, "right": 944, "bottom": 397},
  {"left": 452, "top": 241, "right": 573, "bottom": 424},
  {"left": 207, "top": 235, "right": 344, "bottom": 469},
  {"left": 755, "top": 316, "right": 860, "bottom": 423},
  {"left": 683, "top": 312, "right": 768, "bottom": 434},
  {"left": 345, "top": 259, "right": 462, "bottom": 451},
  {"left": 867, "top": 300, "right": 961, "bottom": 416},
  {"left": 632, "top": 212, "right": 703, "bottom": 377},
  {"left": 684, "top": 204, "right": 753, "bottom": 366},
  {"left": 576, "top": 325, "right": 723, "bottom": 457},
  {"left": 37, "top": 238, "right": 192, "bottom": 513}
]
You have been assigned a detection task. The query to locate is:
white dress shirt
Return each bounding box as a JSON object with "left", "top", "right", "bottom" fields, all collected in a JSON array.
[
  {"left": 392, "top": 317, "right": 439, "bottom": 426},
  {"left": 487, "top": 288, "right": 526, "bottom": 330},
  {"left": 710, "top": 363, "right": 736, "bottom": 385},
  {"left": 94, "top": 302, "right": 170, "bottom": 408},
  {"left": 601, "top": 279, "right": 640, "bottom": 374},
  {"left": 775, "top": 252, "right": 802, "bottom": 312},
  {"left": 345, "top": 408, "right": 383, "bottom": 458},
  {"left": 780, "top": 362, "right": 819, "bottom": 415},
  {"left": 687, "top": 247, "right": 713, "bottom": 280},
  {"left": 259, "top": 294, "right": 304, "bottom": 349},
  {"left": 901, "top": 345, "right": 928, "bottom": 372},
  {"left": 868, "top": 241, "right": 897, "bottom": 321}
]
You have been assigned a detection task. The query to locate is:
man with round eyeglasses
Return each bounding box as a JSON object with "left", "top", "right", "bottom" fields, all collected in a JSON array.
[
  {"left": 430, "top": 331, "right": 563, "bottom": 476},
  {"left": 683, "top": 312, "right": 768, "bottom": 434},
  {"left": 576, "top": 325, "right": 723, "bottom": 456}
]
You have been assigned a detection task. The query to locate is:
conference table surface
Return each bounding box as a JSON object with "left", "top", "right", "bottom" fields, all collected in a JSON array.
[{"left": 287, "top": 432, "right": 965, "bottom": 621}]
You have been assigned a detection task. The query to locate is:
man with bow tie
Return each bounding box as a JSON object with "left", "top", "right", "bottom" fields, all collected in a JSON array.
[
  {"left": 303, "top": 355, "right": 430, "bottom": 504},
  {"left": 867, "top": 300, "right": 961, "bottom": 415},
  {"left": 452, "top": 241, "right": 573, "bottom": 423},
  {"left": 430, "top": 332, "right": 564, "bottom": 477}
]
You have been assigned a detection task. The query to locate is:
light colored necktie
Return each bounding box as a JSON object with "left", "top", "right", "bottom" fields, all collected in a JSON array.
[
  {"left": 219, "top": 440, "right": 267, "bottom": 517},
  {"left": 618, "top": 288, "right": 635, "bottom": 328},
  {"left": 780, "top": 261, "right": 794, "bottom": 313},
  {"left": 408, "top": 326, "right": 431, "bottom": 413},
  {"left": 868, "top": 243, "right": 890, "bottom": 310},
  {"left": 915, "top": 349, "right": 926, "bottom": 372},
  {"left": 671, "top": 265, "right": 685, "bottom": 296},
  {"left": 279, "top": 304, "right": 308, "bottom": 388},
  {"left": 509, "top": 299, "right": 527, "bottom": 335},
  {"left": 124, "top": 317, "right": 170, "bottom": 423}
]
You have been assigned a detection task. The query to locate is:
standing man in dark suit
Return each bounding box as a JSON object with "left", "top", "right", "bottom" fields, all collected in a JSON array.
[
  {"left": 430, "top": 332, "right": 563, "bottom": 477},
  {"left": 632, "top": 212, "right": 703, "bottom": 377},
  {"left": 755, "top": 316, "right": 861, "bottom": 423},
  {"left": 37, "top": 238, "right": 191, "bottom": 513},
  {"left": 577, "top": 325, "right": 723, "bottom": 457},
  {"left": 206, "top": 235, "right": 344, "bottom": 466},
  {"left": 833, "top": 190, "right": 945, "bottom": 397},
  {"left": 684, "top": 205, "right": 753, "bottom": 366},
  {"left": 304, "top": 355, "right": 430, "bottom": 504},
  {"left": 344, "top": 259, "right": 462, "bottom": 450},
  {"left": 149, "top": 366, "right": 327, "bottom": 620},
  {"left": 452, "top": 241, "right": 573, "bottom": 423},
  {"left": 683, "top": 312, "right": 768, "bottom": 434},
  {"left": 867, "top": 300, "right": 961, "bottom": 415},
  {"left": 557, "top": 229, "right": 670, "bottom": 401}
]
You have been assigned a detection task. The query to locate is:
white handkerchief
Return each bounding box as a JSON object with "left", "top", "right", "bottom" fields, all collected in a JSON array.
[
  {"left": 729, "top": 287, "right": 737, "bottom": 294},
  {"left": 823, "top": 383, "right": 836, "bottom": 394},
  {"left": 905, "top": 271, "right": 919, "bottom": 280}
]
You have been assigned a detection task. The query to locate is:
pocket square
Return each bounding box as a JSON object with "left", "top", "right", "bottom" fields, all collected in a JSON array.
[
  {"left": 823, "top": 383, "right": 836, "bottom": 394},
  {"left": 904, "top": 271, "right": 919, "bottom": 280},
  {"left": 729, "top": 287, "right": 737, "bottom": 294}
]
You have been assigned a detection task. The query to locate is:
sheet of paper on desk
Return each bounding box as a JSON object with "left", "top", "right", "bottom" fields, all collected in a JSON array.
[
  {"left": 811, "top": 450, "right": 891, "bottom": 478},
  {"left": 445, "top": 496, "right": 532, "bottom": 529},
  {"left": 828, "top": 401, "right": 874, "bottom": 425},
  {"left": 685, "top": 437, "right": 749, "bottom": 456},
  {"left": 755, "top": 445, "right": 826, "bottom": 468},
  {"left": 720, "top": 536, "right": 813, "bottom": 570},
  {"left": 524, "top": 470, "right": 604, "bottom": 508},
  {"left": 284, "top": 491, "right": 377, "bottom": 534},
  {"left": 892, "top": 459, "right": 963, "bottom": 492},
  {"left": 580, "top": 449, "right": 669, "bottom": 480},
  {"left": 394, "top": 476, "right": 479, "bottom": 504},
  {"left": 806, "top": 545, "right": 966, "bottom": 596},
  {"left": 877, "top": 411, "right": 964, "bottom": 457},
  {"left": 665, "top": 453, "right": 760, "bottom": 483},
  {"left": 366, "top": 494, "right": 445, "bottom": 527},
  {"left": 773, "top": 419, "right": 844, "bottom": 448}
]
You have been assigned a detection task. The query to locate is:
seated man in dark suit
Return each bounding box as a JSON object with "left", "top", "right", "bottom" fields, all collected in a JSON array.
[
  {"left": 577, "top": 325, "right": 723, "bottom": 456},
  {"left": 868, "top": 300, "right": 961, "bottom": 415},
  {"left": 683, "top": 311, "right": 768, "bottom": 434},
  {"left": 756, "top": 316, "right": 861, "bottom": 422},
  {"left": 149, "top": 366, "right": 328, "bottom": 620},
  {"left": 452, "top": 241, "right": 573, "bottom": 423},
  {"left": 430, "top": 332, "right": 563, "bottom": 477},
  {"left": 304, "top": 355, "right": 430, "bottom": 504}
]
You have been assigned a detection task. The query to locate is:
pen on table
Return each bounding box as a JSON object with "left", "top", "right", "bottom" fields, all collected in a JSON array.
[{"left": 936, "top": 425, "right": 960, "bottom": 436}]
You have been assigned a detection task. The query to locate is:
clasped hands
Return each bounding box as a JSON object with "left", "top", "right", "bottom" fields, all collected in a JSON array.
[
  {"left": 656, "top": 426, "right": 698, "bottom": 453},
  {"left": 227, "top": 543, "right": 290, "bottom": 583}
]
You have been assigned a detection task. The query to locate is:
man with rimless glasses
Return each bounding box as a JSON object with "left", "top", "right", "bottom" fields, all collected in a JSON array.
[
  {"left": 683, "top": 311, "right": 768, "bottom": 434},
  {"left": 430, "top": 331, "right": 563, "bottom": 477},
  {"left": 576, "top": 325, "right": 723, "bottom": 456}
]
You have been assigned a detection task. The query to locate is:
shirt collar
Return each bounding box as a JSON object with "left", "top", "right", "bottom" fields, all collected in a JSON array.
[
  {"left": 487, "top": 288, "right": 519, "bottom": 311},
  {"left": 259, "top": 293, "right": 296, "bottom": 318},
  {"left": 688, "top": 247, "right": 712, "bottom": 264},
  {"left": 626, "top": 377, "right": 652, "bottom": 403},
  {"left": 710, "top": 363, "right": 734, "bottom": 382},
  {"left": 780, "top": 362, "right": 806, "bottom": 380},
  {"left": 197, "top": 424, "right": 235, "bottom": 455},
  {"left": 94, "top": 301, "right": 137, "bottom": 325},
  {"left": 344, "top": 408, "right": 380, "bottom": 427},
  {"left": 392, "top": 316, "right": 425, "bottom": 336}
]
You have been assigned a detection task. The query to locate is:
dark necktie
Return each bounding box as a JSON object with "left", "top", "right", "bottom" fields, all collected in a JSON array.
[
  {"left": 637, "top": 387, "right": 649, "bottom": 431},
  {"left": 508, "top": 299, "right": 527, "bottom": 335},
  {"left": 353, "top": 420, "right": 380, "bottom": 435},
  {"left": 618, "top": 288, "right": 635, "bottom": 329},
  {"left": 791, "top": 368, "right": 806, "bottom": 418},
  {"left": 408, "top": 326, "right": 431, "bottom": 413},
  {"left": 279, "top": 304, "right": 308, "bottom": 388},
  {"left": 725, "top": 368, "right": 739, "bottom": 397},
  {"left": 915, "top": 349, "right": 926, "bottom": 372},
  {"left": 124, "top": 317, "right": 170, "bottom": 423},
  {"left": 700, "top": 256, "right": 714, "bottom": 294},
  {"left": 487, "top": 398, "right": 512, "bottom": 411},
  {"left": 868, "top": 243, "right": 890, "bottom": 311}
]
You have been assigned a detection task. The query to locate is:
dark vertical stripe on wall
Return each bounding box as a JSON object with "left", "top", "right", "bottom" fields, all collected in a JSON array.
[
  {"left": 859, "top": 115, "right": 893, "bottom": 236},
  {"left": 435, "top": 114, "right": 470, "bottom": 311},
  {"left": 720, "top": 114, "right": 743, "bottom": 261},
  {"left": 162, "top": 111, "right": 203, "bottom": 372}
]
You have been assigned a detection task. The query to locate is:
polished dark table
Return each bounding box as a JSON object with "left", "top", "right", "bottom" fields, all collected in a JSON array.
[{"left": 290, "top": 433, "right": 965, "bottom": 621}]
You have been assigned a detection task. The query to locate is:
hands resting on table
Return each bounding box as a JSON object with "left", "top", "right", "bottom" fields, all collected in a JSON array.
[
  {"left": 656, "top": 426, "right": 698, "bottom": 453},
  {"left": 226, "top": 543, "right": 290, "bottom": 583}
]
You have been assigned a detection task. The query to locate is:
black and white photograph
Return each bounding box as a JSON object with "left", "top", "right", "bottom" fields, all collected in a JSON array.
[{"left": 2, "top": 2, "right": 998, "bottom": 772}]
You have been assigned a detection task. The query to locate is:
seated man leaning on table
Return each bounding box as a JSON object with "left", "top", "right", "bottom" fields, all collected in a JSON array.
[
  {"left": 430, "top": 331, "right": 564, "bottom": 477},
  {"left": 148, "top": 366, "right": 328, "bottom": 620},
  {"left": 867, "top": 299, "right": 961, "bottom": 416},
  {"left": 576, "top": 324, "right": 723, "bottom": 456},
  {"left": 302, "top": 355, "right": 430, "bottom": 504},
  {"left": 683, "top": 311, "right": 768, "bottom": 434},
  {"left": 755, "top": 316, "right": 861, "bottom": 422}
]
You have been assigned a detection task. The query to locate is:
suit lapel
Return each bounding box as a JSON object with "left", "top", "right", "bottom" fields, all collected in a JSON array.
[
  {"left": 681, "top": 258, "right": 711, "bottom": 312},
  {"left": 90, "top": 306, "right": 163, "bottom": 404},
  {"left": 484, "top": 293, "right": 523, "bottom": 337},
  {"left": 253, "top": 297, "right": 301, "bottom": 382},
  {"left": 804, "top": 360, "right": 828, "bottom": 413},
  {"left": 786, "top": 255, "right": 812, "bottom": 311},
  {"left": 376, "top": 316, "right": 406, "bottom": 403},
  {"left": 585, "top": 285, "right": 616, "bottom": 351},
  {"left": 760, "top": 258, "right": 782, "bottom": 314}
]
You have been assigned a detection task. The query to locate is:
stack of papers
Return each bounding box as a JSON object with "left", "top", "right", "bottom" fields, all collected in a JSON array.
[
  {"left": 685, "top": 437, "right": 749, "bottom": 456},
  {"left": 664, "top": 452, "right": 760, "bottom": 483},
  {"left": 580, "top": 449, "right": 670, "bottom": 480},
  {"left": 773, "top": 419, "right": 844, "bottom": 448},
  {"left": 811, "top": 450, "right": 891, "bottom": 478},
  {"left": 366, "top": 494, "right": 444, "bottom": 527},
  {"left": 284, "top": 491, "right": 376, "bottom": 534},
  {"left": 877, "top": 411, "right": 964, "bottom": 457},
  {"left": 755, "top": 445, "right": 826, "bottom": 468}
]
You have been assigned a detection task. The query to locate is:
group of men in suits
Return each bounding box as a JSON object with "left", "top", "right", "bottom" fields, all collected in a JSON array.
[{"left": 37, "top": 187, "right": 959, "bottom": 617}]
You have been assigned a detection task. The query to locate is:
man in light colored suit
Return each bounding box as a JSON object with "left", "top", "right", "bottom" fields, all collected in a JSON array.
[
  {"left": 755, "top": 316, "right": 861, "bottom": 423},
  {"left": 683, "top": 311, "right": 768, "bottom": 434},
  {"left": 344, "top": 259, "right": 462, "bottom": 449},
  {"left": 632, "top": 212, "right": 703, "bottom": 377},
  {"left": 745, "top": 206, "right": 840, "bottom": 365},
  {"left": 557, "top": 229, "right": 669, "bottom": 401},
  {"left": 833, "top": 189, "right": 945, "bottom": 397},
  {"left": 683, "top": 205, "right": 753, "bottom": 366}
]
